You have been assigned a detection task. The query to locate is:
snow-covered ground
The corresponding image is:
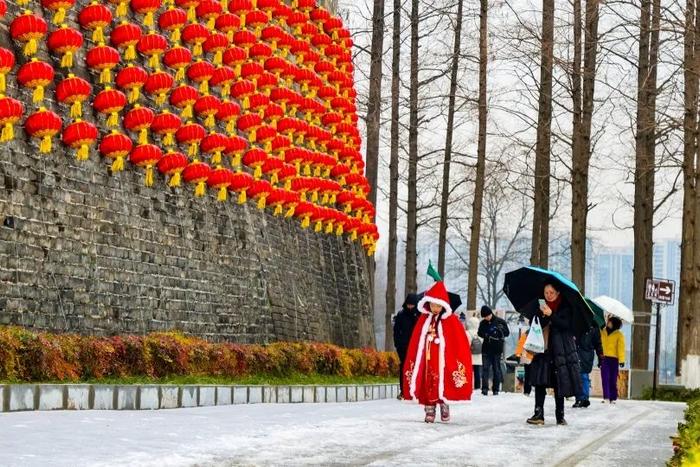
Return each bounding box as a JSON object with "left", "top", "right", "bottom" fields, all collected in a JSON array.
[{"left": 0, "top": 393, "right": 684, "bottom": 466}]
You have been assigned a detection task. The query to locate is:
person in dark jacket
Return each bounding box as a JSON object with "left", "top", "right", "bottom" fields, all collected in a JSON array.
[
  {"left": 393, "top": 293, "right": 420, "bottom": 398},
  {"left": 477, "top": 306, "right": 510, "bottom": 395},
  {"left": 573, "top": 325, "right": 603, "bottom": 408},
  {"left": 524, "top": 283, "right": 582, "bottom": 426}
]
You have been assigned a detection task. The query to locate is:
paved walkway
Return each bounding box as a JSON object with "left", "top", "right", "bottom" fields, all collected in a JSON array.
[{"left": 0, "top": 393, "right": 684, "bottom": 466}]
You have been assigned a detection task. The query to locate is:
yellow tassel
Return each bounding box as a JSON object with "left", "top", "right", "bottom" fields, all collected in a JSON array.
[
  {"left": 188, "top": 143, "right": 198, "bottom": 157},
  {"left": 164, "top": 133, "right": 174, "bottom": 146},
  {"left": 284, "top": 180, "right": 291, "bottom": 191},
  {"left": 330, "top": 194, "right": 337, "bottom": 204},
  {"left": 149, "top": 54, "right": 160, "bottom": 69},
  {"left": 212, "top": 151, "right": 222, "bottom": 165},
  {"left": 187, "top": 5, "right": 196, "bottom": 22},
  {"left": 301, "top": 216, "right": 310, "bottom": 229},
  {"left": 303, "top": 164, "right": 311, "bottom": 176},
  {"left": 117, "top": 1, "right": 127, "bottom": 17},
  {"left": 125, "top": 45, "right": 136, "bottom": 61},
  {"left": 198, "top": 80, "right": 209, "bottom": 94},
  {"left": 181, "top": 104, "right": 193, "bottom": 119},
  {"left": 243, "top": 96, "right": 250, "bottom": 110},
  {"left": 256, "top": 195, "right": 266, "bottom": 210},
  {"left": 61, "top": 51, "right": 74, "bottom": 68},
  {"left": 175, "top": 67, "right": 185, "bottom": 82},
  {"left": 226, "top": 120, "right": 235, "bottom": 134},
  {"left": 335, "top": 225, "right": 344, "bottom": 236},
  {"left": 240, "top": 13, "right": 246, "bottom": 28},
  {"left": 221, "top": 0, "right": 228, "bottom": 11},
  {"left": 324, "top": 168, "right": 332, "bottom": 178},
  {"left": 139, "top": 129, "right": 148, "bottom": 145},
  {"left": 100, "top": 68, "right": 112, "bottom": 84},
  {"left": 250, "top": 128, "right": 257, "bottom": 142},
  {"left": 24, "top": 39, "right": 37, "bottom": 57},
  {"left": 351, "top": 231, "right": 358, "bottom": 241},
  {"left": 254, "top": 165, "right": 262, "bottom": 179},
  {"left": 214, "top": 51, "right": 222, "bottom": 66},
  {"left": 271, "top": 172, "right": 278, "bottom": 184},
  {"left": 111, "top": 156, "right": 125, "bottom": 172},
  {"left": 217, "top": 186, "right": 228, "bottom": 201},
  {"left": 70, "top": 101, "right": 82, "bottom": 119},
  {"left": 273, "top": 204, "right": 282, "bottom": 216},
  {"left": 296, "top": 134, "right": 304, "bottom": 145},
  {"left": 271, "top": 41, "right": 277, "bottom": 53},
  {"left": 238, "top": 190, "right": 246, "bottom": 204},
  {"left": 314, "top": 166, "right": 321, "bottom": 177},
  {"left": 195, "top": 180, "right": 206, "bottom": 197},
  {"left": 301, "top": 192, "right": 307, "bottom": 201},
  {"left": 0, "top": 74, "right": 5, "bottom": 93},
  {"left": 76, "top": 144, "right": 89, "bottom": 161},
  {"left": 314, "top": 221, "right": 322, "bottom": 233},
  {"left": 343, "top": 205, "right": 351, "bottom": 214},
  {"left": 205, "top": 114, "right": 215, "bottom": 128},
  {"left": 207, "top": 17, "right": 215, "bottom": 30},
  {"left": 40, "top": 135, "right": 52, "bottom": 154},
  {"left": 227, "top": 31, "right": 234, "bottom": 42},
  {"left": 145, "top": 12, "right": 154, "bottom": 28},
  {"left": 325, "top": 222, "right": 334, "bottom": 234},
  {"left": 193, "top": 43, "right": 202, "bottom": 57},
  {"left": 33, "top": 86, "right": 44, "bottom": 104},
  {"left": 129, "top": 88, "right": 140, "bottom": 103},
  {"left": 1, "top": 123, "right": 13, "bottom": 142},
  {"left": 145, "top": 166, "right": 154, "bottom": 186},
  {"left": 107, "top": 112, "right": 119, "bottom": 127},
  {"left": 311, "top": 191, "right": 318, "bottom": 203},
  {"left": 294, "top": 161, "right": 301, "bottom": 175},
  {"left": 156, "top": 94, "right": 167, "bottom": 106},
  {"left": 93, "top": 28, "right": 105, "bottom": 43},
  {"left": 168, "top": 171, "right": 181, "bottom": 187},
  {"left": 171, "top": 29, "right": 181, "bottom": 44},
  {"left": 321, "top": 194, "right": 329, "bottom": 205},
  {"left": 285, "top": 206, "right": 295, "bottom": 218}
]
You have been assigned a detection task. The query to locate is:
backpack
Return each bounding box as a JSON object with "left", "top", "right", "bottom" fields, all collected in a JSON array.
[{"left": 470, "top": 335, "right": 483, "bottom": 354}]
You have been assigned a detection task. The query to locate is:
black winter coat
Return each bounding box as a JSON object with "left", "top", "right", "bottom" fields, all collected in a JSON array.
[
  {"left": 477, "top": 316, "right": 510, "bottom": 355},
  {"left": 393, "top": 295, "right": 420, "bottom": 360},
  {"left": 524, "top": 301, "right": 582, "bottom": 398},
  {"left": 576, "top": 326, "right": 603, "bottom": 374}
]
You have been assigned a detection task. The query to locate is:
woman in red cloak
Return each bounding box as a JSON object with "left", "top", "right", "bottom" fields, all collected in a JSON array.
[{"left": 401, "top": 280, "right": 473, "bottom": 423}]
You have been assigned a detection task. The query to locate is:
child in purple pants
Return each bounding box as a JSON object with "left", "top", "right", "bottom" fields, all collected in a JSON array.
[{"left": 600, "top": 317, "right": 625, "bottom": 403}]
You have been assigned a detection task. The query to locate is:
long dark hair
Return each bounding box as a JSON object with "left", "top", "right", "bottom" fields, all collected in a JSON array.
[{"left": 607, "top": 316, "right": 622, "bottom": 332}]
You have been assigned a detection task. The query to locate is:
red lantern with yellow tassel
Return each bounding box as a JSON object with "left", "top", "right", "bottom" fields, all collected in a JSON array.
[
  {"left": 286, "top": 12, "right": 306, "bottom": 36},
  {"left": 207, "top": 167, "right": 235, "bottom": 201},
  {"left": 296, "top": 0, "right": 317, "bottom": 14},
  {"left": 225, "top": 135, "right": 248, "bottom": 169},
  {"left": 266, "top": 187, "right": 288, "bottom": 215},
  {"left": 144, "top": 70, "right": 175, "bottom": 106},
  {"left": 0, "top": 48, "right": 15, "bottom": 94},
  {"left": 194, "top": 94, "right": 221, "bottom": 129},
  {"left": 222, "top": 46, "right": 247, "bottom": 76},
  {"left": 211, "top": 66, "right": 236, "bottom": 98},
  {"left": 231, "top": 79, "right": 256, "bottom": 110},
  {"left": 261, "top": 25, "right": 284, "bottom": 52},
  {"left": 163, "top": 46, "right": 193, "bottom": 83},
  {"left": 47, "top": 26, "right": 83, "bottom": 69},
  {"left": 151, "top": 110, "right": 182, "bottom": 147},
  {"left": 203, "top": 33, "right": 228, "bottom": 66},
  {"left": 272, "top": 2, "right": 292, "bottom": 25},
  {"left": 281, "top": 62, "right": 300, "bottom": 88},
  {"left": 55, "top": 75, "right": 91, "bottom": 119},
  {"left": 123, "top": 104, "right": 155, "bottom": 145},
  {"left": 175, "top": 0, "right": 200, "bottom": 22},
  {"left": 228, "top": 0, "right": 252, "bottom": 25},
  {"left": 228, "top": 170, "right": 253, "bottom": 203},
  {"left": 94, "top": 86, "right": 128, "bottom": 128},
  {"left": 131, "top": 0, "right": 163, "bottom": 28},
  {"left": 237, "top": 112, "right": 262, "bottom": 143},
  {"left": 248, "top": 93, "right": 271, "bottom": 117},
  {"left": 270, "top": 134, "right": 290, "bottom": 159},
  {"left": 10, "top": 12, "right": 48, "bottom": 58},
  {"left": 182, "top": 23, "right": 210, "bottom": 57},
  {"left": 86, "top": 44, "right": 121, "bottom": 84},
  {"left": 25, "top": 108, "right": 62, "bottom": 154},
  {"left": 311, "top": 32, "right": 332, "bottom": 53},
  {"left": 255, "top": 124, "right": 276, "bottom": 153},
  {"left": 110, "top": 21, "right": 141, "bottom": 62},
  {"left": 196, "top": 0, "right": 222, "bottom": 30},
  {"left": 277, "top": 163, "right": 297, "bottom": 191},
  {"left": 241, "top": 62, "right": 264, "bottom": 83},
  {"left": 99, "top": 130, "right": 132, "bottom": 172},
  {"left": 138, "top": 33, "right": 170, "bottom": 70},
  {"left": 264, "top": 103, "right": 284, "bottom": 127},
  {"left": 247, "top": 179, "right": 272, "bottom": 209},
  {"left": 264, "top": 57, "right": 287, "bottom": 79},
  {"left": 169, "top": 84, "right": 200, "bottom": 119},
  {"left": 62, "top": 120, "right": 98, "bottom": 161},
  {"left": 186, "top": 59, "right": 215, "bottom": 94},
  {"left": 130, "top": 144, "right": 163, "bottom": 186},
  {"left": 243, "top": 148, "right": 267, "bottom": 179},
  {"left": 294, "top": 201, "right": 316, "bottom": 229},
  {"left": 249, "top": 43, "right": 273, "bottom": 65},
  {"left": 108, "top": 0, "right": 130, "bottom": 19},
  {"left": 300, "top": 23, "right": 319, "bottom": 42},
  {"left": 116, "top": 65, "right": 149, "bottom": 103},
  {"left": 216, "top": 99, "right": 241, "bottom": 134},
  {"left": 201, "top": 131, "right": 228, "bottom": 166},
  {"left": 158, "top": 7, "right": 188, "bottom": 43},
  {"left": 257, "top": 0, "right": 280, "bottom": 19},
  {"left": 233, "top": 30, "right": 257, "bottom": 52},
  {"left": 331, "top": 162, "right": 350, "bottom": 186},
  {"left": 315, "top": 60, "right": 334, "bottom": 79},
  {"left": 183, "top": 160, "right": 212, "bottom": 197},
  {"left": 17, "top": 59, "right": 54, "bottom": 104},
  {"left": 176, "top": 121, "right": 206, "bottom": 157},
  {"left": 277, "top": 31, "right": 296, "bottom": 58},
  {"left": 245, "top": 10, "right": 269, "bottom": 36},
  {"left": 310, "top": 6, "right": 331, "bottom": 25},
  {"left": 318, "top": 85, "right": 337, "bottom": 108},
  {"left": 42, "top": 0, "right": 76, "bottom": 25},
  {"left": 215, "top": 13, "right": 241, "bottom": 42},
  {"left": 78, "top": 2, "right": 112, "bottom": 43},
  {"left": 261, "top": 157, "right": 283, "bottom": 185},
  {"left": 157, "top": 150, "right": 189, "bottom": 187},
  {"left": 0, "top": 97, "right": 24, "bottom": 143}
]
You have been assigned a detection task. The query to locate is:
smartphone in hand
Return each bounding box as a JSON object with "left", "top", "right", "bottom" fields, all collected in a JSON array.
[{"left": 538, "top": 299, "right": 546, "bottom": 307}]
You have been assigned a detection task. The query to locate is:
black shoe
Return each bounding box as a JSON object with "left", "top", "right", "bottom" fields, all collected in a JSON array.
[
  {"left": 527, "top": 407, "right": 545, "bottom": 425},
  {"left": 572, "top": 400, "right": 582, "bottom": 408},
  {"left": 482, "top": 391, "right": 488, "bottom": 396},
  {"left": 581, "top": 399, "right": 590, "bottom": 408},
  {"left": 556, "top": 411, "right": 567, "bottom": 426},
  {"left": 493, "top": 392, "right": 499, "bottom": 395}
]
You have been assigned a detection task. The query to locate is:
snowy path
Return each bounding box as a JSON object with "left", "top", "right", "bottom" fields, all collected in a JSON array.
[{"left": 0, "top": 393, "right": 684, "bottom": 466}]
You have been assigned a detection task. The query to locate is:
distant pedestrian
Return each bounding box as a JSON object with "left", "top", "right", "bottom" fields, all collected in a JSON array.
[
  {"left": 600, "top": 316, "right": 625, "bottom": 404},
  {"left": 393, "top": 293, "right": 420, "bottom": 399},
  {"left": 514, "top": 323, "right": 532, "bottom": 396},
  {"left": 573, "top": 325, "right": 603, "bottom": 408},
  {"left": 467, "top": 316, "right": 483, "bottom": 391},
  {"left": 477, "top": 306, "right": 509, "bottom": 395}
]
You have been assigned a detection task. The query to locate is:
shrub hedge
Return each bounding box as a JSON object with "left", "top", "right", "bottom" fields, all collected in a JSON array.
[
  {"left": 0, "top": 326, "right": 400, "bottom": 382},
  {"left": 670, "top": 397, "right": 700, "bottom": 466}
]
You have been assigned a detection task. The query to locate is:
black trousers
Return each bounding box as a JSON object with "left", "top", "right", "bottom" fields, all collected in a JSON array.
[
  {"left": 523, "top": 364, "right": 532, "bottom": 395},
  {"left": 535, "top": 385, "right": 564, "bottom": 414},
  {"left": 473, "top": 365, "right": 482, "bottom": 390},
  {"left": 481, "top": 353, "right": 502, "bottom": 393}
]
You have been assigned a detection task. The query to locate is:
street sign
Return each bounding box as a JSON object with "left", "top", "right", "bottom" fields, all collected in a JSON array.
[{"left": 645, "top": 278, "right": 676, "bottom": 305}]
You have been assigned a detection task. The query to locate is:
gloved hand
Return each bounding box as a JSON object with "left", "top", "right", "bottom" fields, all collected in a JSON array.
[{"left": 619, "top": 362, "right": 625, "bottom": 368}]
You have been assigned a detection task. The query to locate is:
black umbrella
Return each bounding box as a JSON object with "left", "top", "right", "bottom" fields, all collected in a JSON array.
[
  {"left": 503, "top": 266, "right": 594, "bottom": 337},
  {"left": 416, "top": 290, "right": 463, "bottom": 313}
]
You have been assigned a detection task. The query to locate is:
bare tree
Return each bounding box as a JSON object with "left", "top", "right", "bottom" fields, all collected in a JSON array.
[
  {"left": 405, "top": 0, "right": 420, "bottom": 296},
  {"left": 364, "top": 0, "right": 385, "bottom": 209}
]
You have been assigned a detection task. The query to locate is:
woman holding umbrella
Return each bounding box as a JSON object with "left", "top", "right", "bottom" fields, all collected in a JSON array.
[{"left": 600, "top": 316, "right": 625, "bottom": 404}]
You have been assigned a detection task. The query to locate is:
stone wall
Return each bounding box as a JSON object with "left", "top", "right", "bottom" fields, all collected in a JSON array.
[{"left": 0, "top": 142, "right": 375, "bottom": 347}]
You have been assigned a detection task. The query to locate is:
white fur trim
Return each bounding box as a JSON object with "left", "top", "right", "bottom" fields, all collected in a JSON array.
[
  {"left": 409, "top": 317, "right": 432, "bottom": 400},
  {"left": 438, "top": 320, "right": 446, "bottom": 402},
  {"left": 416, "top": 296, "right": 453, "bottom": 317}
]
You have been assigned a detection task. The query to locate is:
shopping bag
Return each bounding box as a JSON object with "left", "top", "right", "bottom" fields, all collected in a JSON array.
[{"left": 523, "top": 316, "right": 545, "bottom": 354}]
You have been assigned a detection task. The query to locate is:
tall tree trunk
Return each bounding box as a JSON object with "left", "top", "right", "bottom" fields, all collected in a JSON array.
[
  {"left": 365, "top": 0, "right": 385, "bottom": 209},
  {"left": 467, "top": 0, "right": 488, "bottom": 310},
  {"left": 530, "top": 0, "right": 554, "bottom": 268},
  {"left": 385, "top": 0, "right": 401, "bottom": 351},
  {"left": 404, "top": 0, "right": 419, "bottom": 296},
  {"left": 437, "top": 0, "right": 465, "bottom": 278},
  {"left": 570, "top": 0, "right": 583, "bottom": 284},
  {"left": 631, "top": 0, "right": 657, "bottom": 370}
]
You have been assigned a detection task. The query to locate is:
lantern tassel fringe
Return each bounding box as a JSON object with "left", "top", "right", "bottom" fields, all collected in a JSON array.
[
  {"left": 1, "top": 123, "right": 13, "bottom": 142},
  {"left": 76, "top": 144, "right": 89, "bottom": 161},
  {"left": 39, "top": 135, "right": 52, "bottom": 154},
  {"left": 195, "top": 180, "right": 206, "bottom": 197},
  {"left": 168, "top": 171, "right": 181, "bottom": 187},
  {"left": 217, "top": 186, "right": 227, "bottom": 201},
  {"left": 256, "top": 196, "right": 266, "bottom": 210},
  {"left": 111, "top": 156, "right": 125, "bottom": 172},
  {"left": 144, "top": 166, "right": 154, "bottom": 186},
  {"left": 61, "top": 51, "right": 74, "bottom": 68},
  {"left": 70, "top": 101, "right": 82, "bottom": 119},
  {"left": 237, "top": 190, "right": 246, "bottom": 204}
]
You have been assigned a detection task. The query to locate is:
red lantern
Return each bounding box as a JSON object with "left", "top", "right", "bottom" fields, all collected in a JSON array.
[
  {"left": 246, "top": 10, "right": 269, "bottom": 36},
  {"left": 157, "top": 150, "right": 189, "bottom": 187},
  {"left": 207, "top": 167, "right": 235, "bottom": 201},
  {"left": 264, "top": 103, "right": 284, "bottom": 126},
  {"left": 10, "top": 11, "right": 48, "bottom": 57},
  {"left": 237, "top": 112, "right": 262, "bottom": 143},
  {"left": 17, "top": 59, "right": 54, "bottom": 104},
  {"left": 294, "top": 200, "right": 316, "bottom": 228},
  {"left": 116, "top": 64, "right": 149, "bottom": 103},
  {"left": 277, "top": 162, "right": 297, "bottom": 191},
  {"left": 270, "top": 134, "right": 290, "bottom": 158},
  {"left": 62, "top": 120, "right": 98, "bottom": 161},
  {"left": 158, "top": 7, "right": 188, "bottom": 43},
  {"left": 42, "top": 0, "right": 76, "bottom": 26},
  {"left": 233, "top": 30, "right": 257, "bottom": 51},
  {"left": 163, "top": 46, "right": 193, "bottom": 83},
  {"left": 228, "top": 170, "right": 253, "bottom": 203},
  {"left": 0, "top": 97, "right": 24, "bottom": 142},
  {"left": 225, "top": 135, "right": 248, "bottom": 169},
  {"left": 203, "top": 32, "right": 228, "bottom": 66},
  {"left": 187, "top": 59, "right": 215, "bottom": 94},
  {"left": 324, "top": 16, "right": 344, "bottom": 41},
  {"left": 272, "top": 3, "right": 292, "bottom": 25},
  {"left": 110, "top": 21, "right": 141, "bottom": 62},
  {"left": 100, "top": 130, "right": 132, "bottom": 172},
  {"left": 257, "top": 0, "right": 280, "bottom": 18},
  {"left": 248, "top": 93, "right": 271, "bottom": 116},
  {"left": 267, "top": 187, "right": 289, "bottom": 215},
  {"left": 287, "top": 12, "right": 306, "bottom": 36},
  {"left": 277, "top": 31, "right": 296, "bottom": 58},
  {"left": 152, "top": 110, "right": 182, "bottom": 147},
  {"left": 196, "top": 0, "right": 222, "bottom": 30},
  {"left": 182, "top": 23, "right": 210, "bottom": 57},
  {"left": 228, "top": 0, "right": 253, "bottom": 25},
  {"left": 247, "top": 179, "right": 272, "bottom": 209},
  {"left": 216, "top": 99, "right": 241, "bottom": 134},
  {"left": 216, "top": 13, "right": 241, "bottom": 42},
  {"left": 194, "top": 94, "right": 221, "bottom": 128},
  {"left": 243, "top": 148, "right": 268, "bottom": 179},
  {"left": 176, "top": 121, "right": 206, "bottom": 156},
  {"left": 25, "top": 107, "right": 62, "bottom": 154},
  {"left": 249, "top": 43, "right": 273, "bottom": 65},
  {"left": 169, "top": 84, "right": 200, "bottom": 119},
  {"left": 175, "top": 0, "right": 200, "bottom": 22},
  {"left": 145, "top": 70, "right": 175, "bottom": 106},
  {"left": 86, "top": 43, "right": 121, "bottom": 84},
  {"left": 241, "top": 62, "right": 265, "bottom": 83},
  {"left": 255, "top": 124, "right": 276, "bottom": 153},
  {"left": 231, "top": 79, "right": 256, "bottom": 110},
  {"left": 94, "top": 86, "right": 128, "bottom": 127},
  {"left": 47, "top": 25, "right": 83, "bottom": 69},
  {"left": 108, "top": 0, "right": 131, "bottom": 19},
  {"left": 0, "top": 48, "right": 15, "bottom": 94},
  {"left": 183, "top": 160, "right": 212, "bottom": 197},
  {"left": 78, "top": 2, "right": 112, "bottom": 43},
  {"left": 300, "top": 23, "right": 318, "bottom": 41},
  {"left": 222, "top": 46, "right": 247, "bottom": 76},
  {"left": 261, "top": 157, "right": 283, "bottom": 185},
  {"left": 130, "top": 144, "right": 163, "bottom": 186},
  {"left": 261, "top": 25, "right": 284, "bottom": 52},
  {"left": 131, "top": 0, "right": 163, "bottom": 28},
  {"left": 123, "top": 104, "right": 155, "bottom": 145},
  {"left": 296, "top": 0, "right": 317, "bottom": 13},
  {"left": 56, "top": 74, "right": 91, "bottom": 119},
  {"left": 310, "top": 6, "right": 331, "bottom": 25},
  {"left": 138, "top": 33, "right": 169, "bottom": 70},
  {"left": 201, "top": 131, "right": 228, "bottom": 165},
  {"left": 210, "top": 65, "right": 236, "bottom": 98}
]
